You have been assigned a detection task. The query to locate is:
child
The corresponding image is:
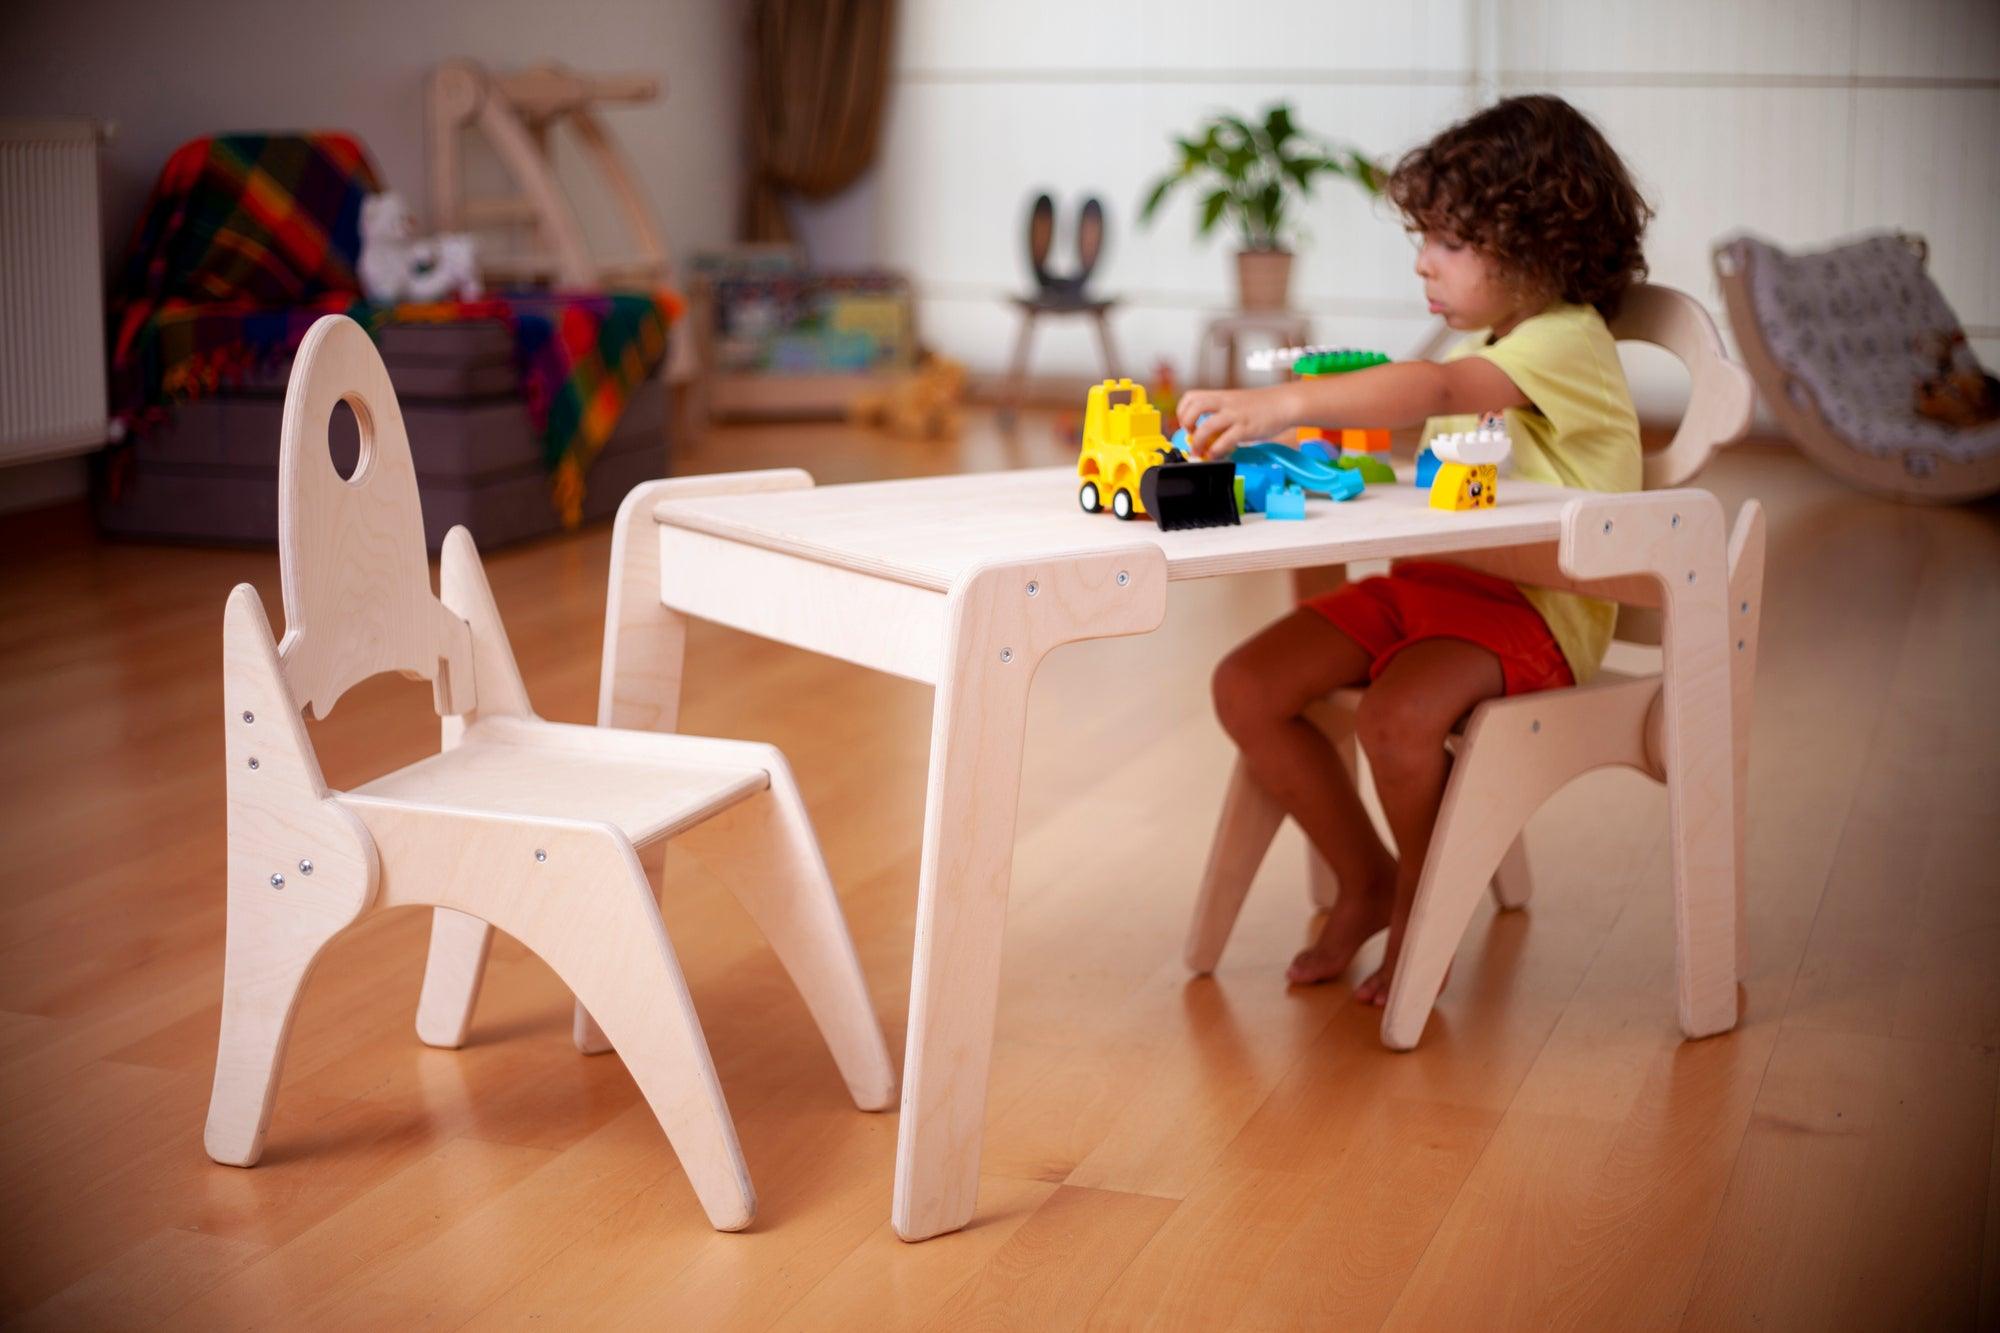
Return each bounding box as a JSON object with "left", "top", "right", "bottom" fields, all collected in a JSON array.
[{"left": 1177, "top": 94, "right": 1651, "bottom": 1002}]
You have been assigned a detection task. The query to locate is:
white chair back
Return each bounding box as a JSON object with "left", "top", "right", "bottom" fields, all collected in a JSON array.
[
  {"left": 274, "top": 315, "right": 472, "bottom": 719},
  {"left": 1609, "top": 283, "right": 1756, "bottom": 489}
]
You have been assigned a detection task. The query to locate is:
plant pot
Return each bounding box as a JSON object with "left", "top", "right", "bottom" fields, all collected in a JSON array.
[{"left": 1235, "top": 249, "right": 1294, "bottom": 312}]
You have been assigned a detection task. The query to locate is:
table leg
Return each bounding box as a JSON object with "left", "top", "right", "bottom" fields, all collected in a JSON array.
[
  {"left": 892, "top": 547, "right": 1166, "bottom": 1241},
  {"left": 1560, "top": 490, "right": 1739, "bottom": 1037},
  {"left": 577, "top": 471, "right": 815, "bottom": 1051},
  {"left": 604, "top": 470, "right": 817, "bottom": 731}
]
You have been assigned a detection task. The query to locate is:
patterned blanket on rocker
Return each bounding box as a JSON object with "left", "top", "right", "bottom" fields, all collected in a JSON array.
[{"left": 109, "top": 132, "right": 679, "bottom": 525}]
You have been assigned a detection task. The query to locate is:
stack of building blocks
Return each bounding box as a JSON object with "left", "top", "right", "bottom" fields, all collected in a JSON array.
[{"left": 1426, "top": 419, "right": 1511, "bottom": 511}]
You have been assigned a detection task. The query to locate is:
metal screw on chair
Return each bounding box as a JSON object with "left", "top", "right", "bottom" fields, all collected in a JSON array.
[
  {"left": 1737, "top": 639, "right": 1746, "bottom": 651},
  {"left": 1671, "top": 513, "right": 1680, "bottom": 529},
  {"left": 247, "top": 757, "right": 260, "bottom": 770},
  {"left": 242, "top": 710, "right": 255, "bottom": 724},
  {"left": 535, "top": 848, "right": 547, "bottom": 863},
  {"left": 269, "top": 872, "right": 285, "bottom": 889},
  {"left": 1116, "top": 570, "right": 1130, "bottom": 586},
  {"left": 1025, "top": 580, "right": 1039, "bottom": 597},
  {"left": 999, "top": 647, "right": 1014, "bottom": 663},
  {"left": 1531, "top": 719, "right": 1541, "bottom": 733},
  {"left": 1687, "top": 570, "right": 1697, "bottom": 584},
  {"left": 1602, "top": 520, "right": 1613, "bottom": 534},
  {"left": 1740, "top": 600, "right": 1749, "bottom": 614},
  {"left": 299, "top": 859, "right": 314, "bottom": 876}
]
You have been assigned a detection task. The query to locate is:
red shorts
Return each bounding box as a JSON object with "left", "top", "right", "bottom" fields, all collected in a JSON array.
[{"left": 1304, "top": 561, "right": 1574, "bottom": 696}]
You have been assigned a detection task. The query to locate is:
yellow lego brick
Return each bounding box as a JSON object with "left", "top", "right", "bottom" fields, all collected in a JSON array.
[{"left": 1429, "top": 461, "right": 1498, "bottom": 511}]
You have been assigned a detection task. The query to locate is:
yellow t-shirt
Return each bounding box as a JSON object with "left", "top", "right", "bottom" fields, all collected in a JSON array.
[{"left": 1420, "top": 302, "right": 1642, "bottom": 683}]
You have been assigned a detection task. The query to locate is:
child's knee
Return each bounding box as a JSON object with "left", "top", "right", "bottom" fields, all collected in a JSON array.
[
  {"left": 1356, "top": 688, "right": 1447, "bottom": 771},
  {"left": 1210, "top": 649, "right": 1270, "bottom": 741}
]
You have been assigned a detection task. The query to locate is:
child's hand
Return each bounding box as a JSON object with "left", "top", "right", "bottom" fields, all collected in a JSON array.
[{"left": 1177, "top": 385, "right": 1299, "bottom": 458}]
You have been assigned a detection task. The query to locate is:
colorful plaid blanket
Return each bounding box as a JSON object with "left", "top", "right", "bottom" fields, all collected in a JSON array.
[
  {"left": 109, "top": 133, "right": 380, "bottom": 426},
  {"left": 109, "top": 133, "right": 679, "bottom": 525},
  {"left": 391, "top": 291, "right": 680, "bottom": 525}
]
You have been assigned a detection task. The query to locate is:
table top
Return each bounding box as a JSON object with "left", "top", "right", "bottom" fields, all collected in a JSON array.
[{"left": 654, "top": 465, "right": 1579, "bottom": 592}]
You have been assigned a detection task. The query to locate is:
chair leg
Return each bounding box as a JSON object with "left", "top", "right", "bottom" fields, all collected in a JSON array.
[
  {"left": 1091, "top": 308, "right": 1124, "bottom": 382},
  {"left": 1380, "top": 685, "right": 1652, "bottom": 1051},
  {"left": 414, "top": 909, "right": 493, "bottom": 1048},
  {"left": 348, "top": 798, "right": 756, "bottom": 1231},
  {"left": 680, "top": 756, "right": 897, "bottom": 1111},
  {"left": 1185, "top": 756, "right": 1285, "bottom": 973},
  {"left": 1490, "top": 834, "right": 1533, "bottom": 911},
  {"left": 1001, "top": 310, "right": 1037, "bottom": 425},
  {"left": 204, "top": 915, "right": 347, "bottom": 1167},
  {"left": 1380, "top": 747, "right": 1542, "bottom": 1052},
  {"left": 211, "top": 586, "right": 376, "bottom": 1167}
]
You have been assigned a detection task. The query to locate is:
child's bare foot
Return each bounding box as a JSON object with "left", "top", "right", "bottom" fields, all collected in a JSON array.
[
  {"left": 1286, "top": 871, "right": 1395, "bottom": 986},
  {"left": 1353, "top": 955, "right": 1451, "bottom": 1007}
]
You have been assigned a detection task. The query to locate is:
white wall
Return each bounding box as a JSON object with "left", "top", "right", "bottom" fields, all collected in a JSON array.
[
  {"left": 0, "top": 0, "right": 746, "bottom": 266},
  {"left": 0, "top": 0, "right": 746, "bottom": 510},
  {"left": 810, "top": 0, "right": 2000, "bottom": 417}
]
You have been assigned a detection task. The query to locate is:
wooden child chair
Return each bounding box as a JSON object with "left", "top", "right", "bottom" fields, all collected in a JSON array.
[
  {"left": 204, "top": 315, "right": 894, "bottom": 1232},
  {"left": 1185, "top": 284, "right": 1763, "bottom": 1049}
]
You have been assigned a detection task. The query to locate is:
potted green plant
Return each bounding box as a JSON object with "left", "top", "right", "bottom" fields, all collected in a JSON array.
[{"left": 1140, "top": 103, "right": 1383, "bottom": 312}]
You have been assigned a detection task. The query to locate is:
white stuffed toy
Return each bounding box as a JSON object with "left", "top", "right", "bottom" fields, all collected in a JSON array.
[{"left": 358, "top": 192, "right": 483, "bottom": 304}]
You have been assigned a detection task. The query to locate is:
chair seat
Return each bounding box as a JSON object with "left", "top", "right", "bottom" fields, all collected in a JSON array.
[
  {"left": 351, "top": 716, "right": 769, "bottom": 846},
  {"left": 1322, "top": 667, "right": 1652, "bottom": 738},
  {"left": 1012, "top": 293, "right": 1117, "bottom": 314}
]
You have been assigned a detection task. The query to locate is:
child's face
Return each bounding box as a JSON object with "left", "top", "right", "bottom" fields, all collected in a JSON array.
[{"left": 1412, "top": 233, "right": 1529, "bottom": 332}]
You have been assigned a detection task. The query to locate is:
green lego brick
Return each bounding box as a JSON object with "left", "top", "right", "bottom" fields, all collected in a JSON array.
[
  {"left": 1293, "top": 348, "right": 1391, "bottom": 377},
  {"left": 1334, "top": 453, "right": 1397, "bottom": 484}
]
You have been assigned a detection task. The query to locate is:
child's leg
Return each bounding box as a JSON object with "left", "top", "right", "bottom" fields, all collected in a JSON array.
[
  {"left": 1349, "top": 638, "right": 1507, "bottom": 1005},
  {"left": 1211, "top": 610, "right": 1398, "bottom": 984}
]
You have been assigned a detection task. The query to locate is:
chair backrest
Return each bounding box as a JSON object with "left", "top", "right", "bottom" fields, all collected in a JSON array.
[
  {"left": 1602, "top": 285, "right": 1757, "bottom": 646},
  {"left": 275, "top": 314, "right": 473, "bottom": 719},
  {"left": 1608, "top": 283, "right": 1756, "bottom": 489}
]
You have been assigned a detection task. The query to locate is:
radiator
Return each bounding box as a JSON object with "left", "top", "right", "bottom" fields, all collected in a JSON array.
[{"left": 0, "top": 118, "right": 108, "bottom": 464}]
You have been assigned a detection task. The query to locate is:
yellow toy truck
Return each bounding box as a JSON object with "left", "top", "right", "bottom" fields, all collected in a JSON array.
[{"left": 1075, "top": 379, "right": 1237, "bottom": 529}]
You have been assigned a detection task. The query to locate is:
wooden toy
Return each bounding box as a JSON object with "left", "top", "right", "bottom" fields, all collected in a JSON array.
[
  {"left": 1186, "top": 282, "right": 1763, "bottom": 1051},
  {"left": 428, "top": 60, "right": 670, "bottom": 290},
  {"left": 203, "top": 314, "right": 894, "bottom": 1232},
  {"left": 1716, "top": 231, "right": 2000, "bottom": 503}
]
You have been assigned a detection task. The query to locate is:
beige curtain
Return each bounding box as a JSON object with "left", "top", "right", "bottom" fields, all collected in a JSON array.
[{"left": 742, "top": 0, "right": 896, "bottom": 242}]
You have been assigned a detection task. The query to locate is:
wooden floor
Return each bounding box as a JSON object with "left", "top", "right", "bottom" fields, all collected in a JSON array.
[{"left": 2, "top": 412, "right": 1996, "bottom": 1330}]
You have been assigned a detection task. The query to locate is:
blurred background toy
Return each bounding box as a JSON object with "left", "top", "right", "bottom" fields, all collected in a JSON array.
[
  {"left": 848, "top": 350, "right": 967, "bottom": 440},
  {"left": 358, "top": 191, "right": 483, "bottom": 303}
]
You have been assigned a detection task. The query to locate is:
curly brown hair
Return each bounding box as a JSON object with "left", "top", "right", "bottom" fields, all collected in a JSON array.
[{"left": 1388, "top": 95, "right": 1652, "bottom": 315}]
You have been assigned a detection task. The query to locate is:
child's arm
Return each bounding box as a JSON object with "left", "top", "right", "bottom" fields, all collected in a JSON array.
[{"left": 1178, "top": 357, "right": 1529, "bottom": 457}]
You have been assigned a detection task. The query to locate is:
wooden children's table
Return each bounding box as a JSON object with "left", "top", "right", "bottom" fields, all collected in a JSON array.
[{"left": 597, "top": 463, "right": 1740, "bottom": 1242}]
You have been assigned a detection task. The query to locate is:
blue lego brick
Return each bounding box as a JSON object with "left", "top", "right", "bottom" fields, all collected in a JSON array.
[{"left": 1265, "top": 482, "right": 1307, "bottom": 520}]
